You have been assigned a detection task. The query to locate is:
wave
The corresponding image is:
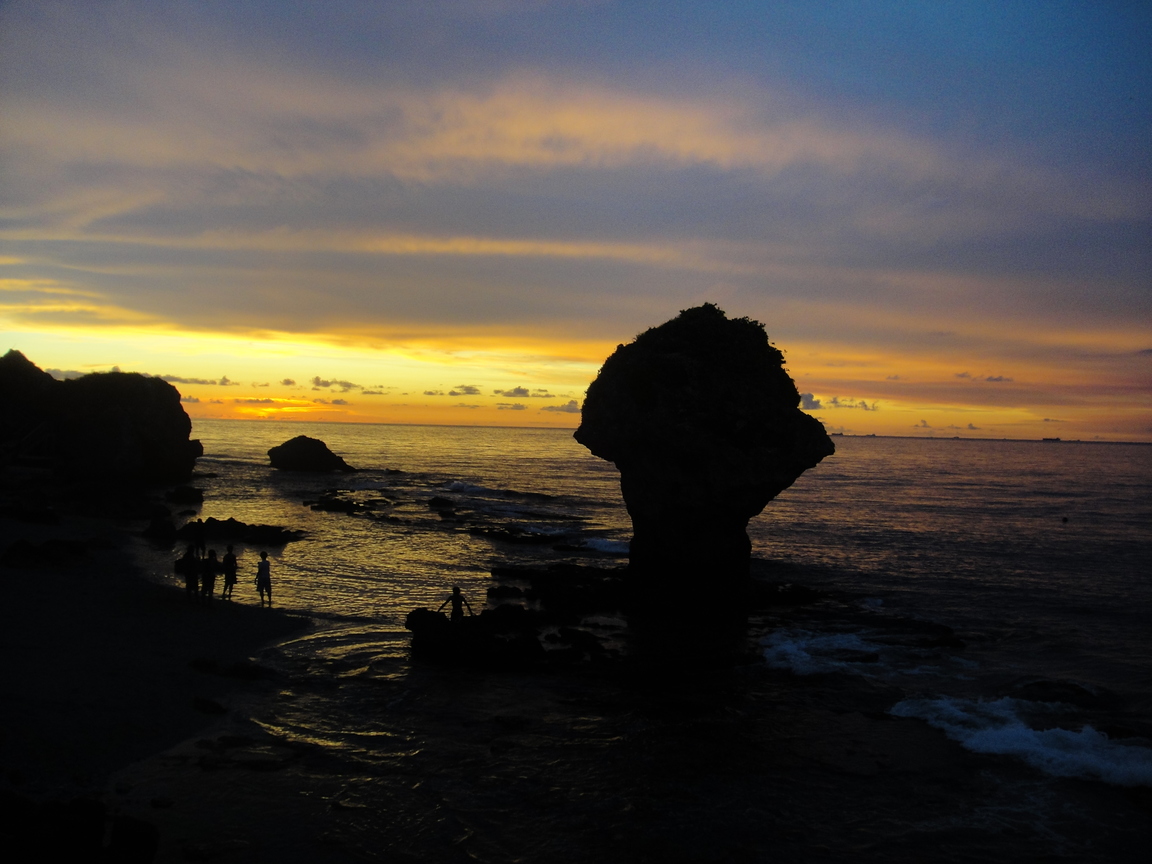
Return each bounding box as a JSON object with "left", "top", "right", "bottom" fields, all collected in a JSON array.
[
  {"left": 580, "top": 538, "right": 629, "bottom": 555},
  {"left": 761, "top": 629, "right": 885, "bottom": 676},
  {"left": 891, "top": 696, "right": 1152, "bottom": 787},
  {"left": 760, "top": 625, "right": 976, "bottom": 680},
  {"left": 443, "top": 480, "right": 555, "bottom": 501}
]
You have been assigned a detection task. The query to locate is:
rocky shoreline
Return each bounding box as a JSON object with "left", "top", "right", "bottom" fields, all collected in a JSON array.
[
  {"left": 0, "top": 503, "right": 308, "bottom": 859},
  {"left": 104, "top": 607, "right": 1152, "bottom": 864},
  {"left": 3, "top": 501, "right": 1150, "bottom": 861}
]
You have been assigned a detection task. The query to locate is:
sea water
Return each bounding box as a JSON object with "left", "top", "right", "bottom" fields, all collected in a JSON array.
[{"left": 139, "top": 421, "right": 1152, "bottom": 791}]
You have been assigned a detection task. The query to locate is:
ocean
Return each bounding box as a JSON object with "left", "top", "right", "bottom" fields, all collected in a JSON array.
[{"left": 126, "top": 420, "right": 1152, "bottom": 860}]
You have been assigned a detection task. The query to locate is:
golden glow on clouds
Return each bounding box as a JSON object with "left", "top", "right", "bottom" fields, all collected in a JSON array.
[
  {"left": 1, "top": 30, "right": 1147, "bottom": 442},
  {"left": 0, "top": 323, "right": 599, "bottom": 428},
  {"left": 0, "top": 277, "right": 165, "bottom": 326},
  {"left": 9, "top": 72, "right": 918, "bottom": 177},
  {"left": 5, "top": 68, "right": 1141, "bottom": 238},
  {"left": 5, "top": 312, "right": 1145, "bottom": 439}
]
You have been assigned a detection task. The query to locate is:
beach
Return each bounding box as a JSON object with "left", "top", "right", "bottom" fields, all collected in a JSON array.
[
  {"left": 3, "top": 424, "right": 1151, "bottom": 861},
  {"left": 0, "top": 506, "right": 306, "bottom": 819},
  {"left": 3, "top": 534, "right": 1148, "bottom": 862},
  {"left": 104, "top": 643, "right": 1151, "bottom": 863}
]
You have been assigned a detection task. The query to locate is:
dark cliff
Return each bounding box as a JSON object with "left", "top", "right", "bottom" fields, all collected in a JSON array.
[{"left": 0, "top": 350, "right": 202, "bottom": 485}]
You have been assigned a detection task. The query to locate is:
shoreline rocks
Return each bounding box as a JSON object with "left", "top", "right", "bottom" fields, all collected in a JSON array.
[{"left": 167, "top": 516, "right": 305, "bottom": 547}]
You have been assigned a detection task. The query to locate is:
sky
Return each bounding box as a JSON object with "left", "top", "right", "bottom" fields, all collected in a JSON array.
[{"left": 1, "top": 0, "right": 1149, "bottom": 439}]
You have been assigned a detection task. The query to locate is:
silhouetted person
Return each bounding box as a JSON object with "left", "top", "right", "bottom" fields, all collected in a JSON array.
[
  {"left": 221, "top": 545, "right": 238, "bottom": 599},
  {"left": 201, "top": 549, "right": 219, "bottom": 602},
  {"left": 256, "top": 551, "right": 272, "bottom": 606},
  {"left": 179, "top": 543, "right": 199, "bottom": 600},
  {"left": 437, "top": 585, "right": 473, "bottom": 622}
]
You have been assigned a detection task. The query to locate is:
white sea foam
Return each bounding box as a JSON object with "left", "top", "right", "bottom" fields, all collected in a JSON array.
[
  {"left": 512, "top": 524, "right": 567, "bottom": 537},
  {"left": 891, "top": 696, "right": 1152, "bottom": 787},
  {"left": 581, "top": 538, "right": 629, "bottom": 554},
  {"left": 444, "top": 480, "right": 489, "bottom": 495},
  {"left": 760, "top": 629, "right": 883, "bottom": 676}
]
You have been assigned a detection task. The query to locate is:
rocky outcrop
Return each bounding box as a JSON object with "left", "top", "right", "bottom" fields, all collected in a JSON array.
[
  {"left": 574, "top": 304, "right": 834, "bottom": 611},
  {"left": 0, "top": 350, "right": 202, "bottom": 485},
  {"left": 404, "top": 606, "right": 546, "bottom": 668},
  {"left": 267, "top": 436, "right": 355, "bottom": 472},
  {"left": 172, "top": 516, "right": 305, "bottom": 546}
]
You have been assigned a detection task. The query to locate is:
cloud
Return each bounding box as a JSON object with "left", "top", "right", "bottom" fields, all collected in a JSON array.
[
  {"left": 1, "top": 4, "right": 1147, "bottom": 443},
  {"left": 958, "top": 372, "right": 1014, "bottom": 383},
  {"left": 827, "top": 396, "right": 878, "bottom": 411},
  {"left": 14, "top": 40, "right": 1136, "bottom": 239},
  {"left": 454, "top": 403, "right": 482, "bottom": 409},
  {"left": 180, "top": 395, "right": 200, "bottom": 403},
  {"left": 491, "top": 386, "right": 558, "bottom": 398},
  {"left": 361, "top": 390, "right": 384, "bottom": 395},
  {"left": 967, "top": 423, "right": 981, "bottom": 430},
  {"left": 540, "top": 399, "right": 580, "bottom": 413},
  {"left": 496, "top": 402, "right": 527, "bottom": 410},
  {"left": 46, "top": 368, "right": 84, "bottom": 380},
  {"left": 235, "top": 398, "right": 275, "bottom": 404},
  {"left": 450, "top": 385, "right": 481, "bottom": 396},
  {"left": 160, "top": 374, "right": 238, "bottom": 386},
  {"left": 914, "top": 419, "right": 932, "bottom": 428},
  {"left": 280, "top": 378, "right": 296, "bottom": 386},
  {"left": 311, "top": 376, "right": 361, "bottom": 391},
  {"left": 424, "top": 390, "right": 444, "bottom": 396},
  {"left": 800, "top": 392, "right": 822, "bottom": 410}
]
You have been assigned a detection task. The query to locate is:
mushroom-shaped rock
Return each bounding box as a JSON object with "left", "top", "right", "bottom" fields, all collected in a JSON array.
[
  {"left": 574, "top": 304, "right": 833, "bottom": 606},
  {"left": 267, "top": 436, "right": 355, "bottom": 472}
]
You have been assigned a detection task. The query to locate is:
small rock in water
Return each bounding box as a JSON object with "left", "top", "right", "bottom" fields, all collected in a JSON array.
[{"left": 267, "top": 435, "right": 356, "bottom": 472}]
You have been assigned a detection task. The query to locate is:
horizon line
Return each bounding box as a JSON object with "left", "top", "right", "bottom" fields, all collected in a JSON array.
[{"left": 188, "top": 417, "right": 1151, "bottom": 446}]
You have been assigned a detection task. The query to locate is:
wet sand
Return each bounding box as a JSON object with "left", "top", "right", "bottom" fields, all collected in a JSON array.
[
  {"left": 111, "top": 627, "right": 1151, "bottom": 862},
  {"left": 2, "top": 511, "right": 1149, "bottom": 862},
  {"left": 0, "top": 512, "right": 307, "bottom": 795}
]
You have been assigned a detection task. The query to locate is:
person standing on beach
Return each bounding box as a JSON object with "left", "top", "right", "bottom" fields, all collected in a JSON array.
[
  {"left": 256, "top": 551, "right": 272, "bottom": 606},
  {"left": 180, "top": 543, "right": 199, "bottom": 600},
  {"left": 201, "top": 549, "right": 219, "bottom": 603},
  {"left": 221, "top": 545, "right": 238, "bottom": 599},
  {"left": 437, "top": 585, "right": 473, "bottom": 622}
]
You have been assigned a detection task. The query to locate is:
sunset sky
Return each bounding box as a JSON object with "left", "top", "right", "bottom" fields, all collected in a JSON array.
[{"left": 1, "top": 1, "right": 1149, "bottom": 439}]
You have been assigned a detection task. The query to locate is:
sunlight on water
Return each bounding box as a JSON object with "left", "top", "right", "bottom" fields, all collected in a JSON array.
[
  {"left": 148, "top": 421, "right": 1152, "bottom": 712},
  {"left": 175, "top": 421, "right": 627, "bottom": 629},
  {"left": 127, "top": 420, "right": 1152, "bottom": 792}
]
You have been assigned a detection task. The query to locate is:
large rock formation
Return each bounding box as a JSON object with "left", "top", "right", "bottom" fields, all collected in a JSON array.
[
  {"left": 574, "top": 304, "right": 833, "bottom": 611},
  {"left": 0, "top": 350, "right": 202, "bottom": 485},
  {"left": 267, "top": 435, "right": 355, "bottom": 472}
]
